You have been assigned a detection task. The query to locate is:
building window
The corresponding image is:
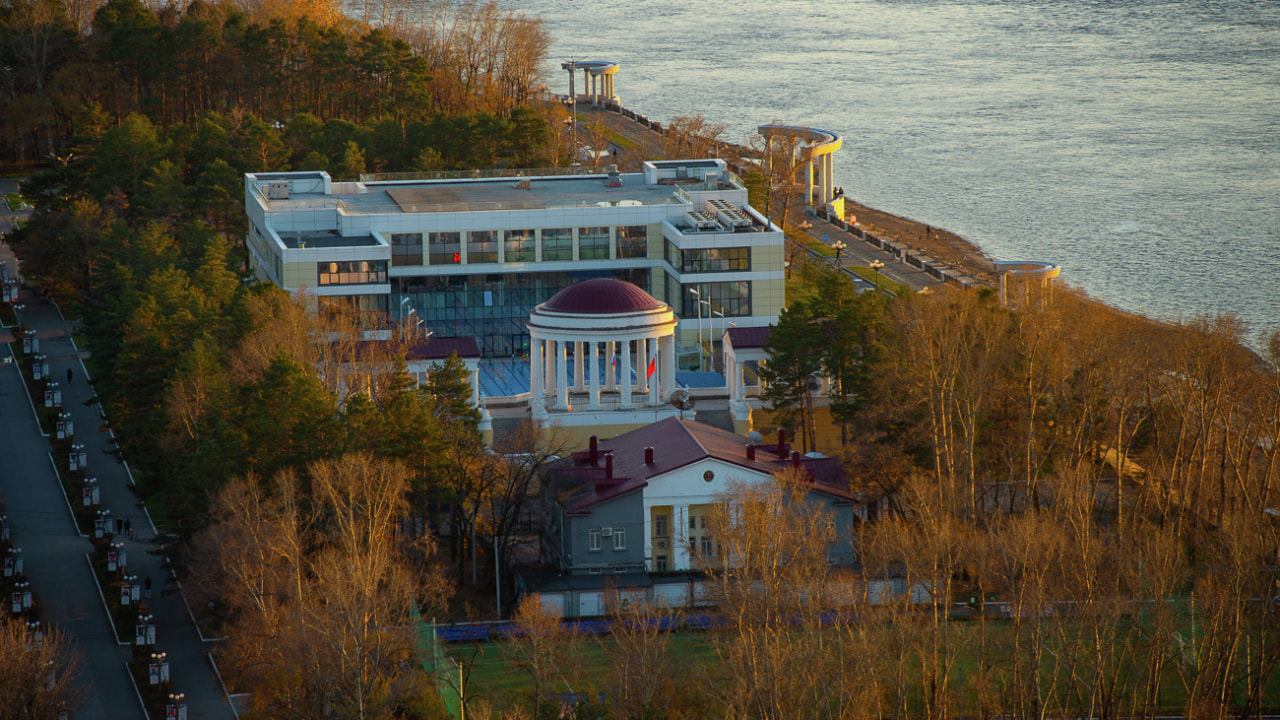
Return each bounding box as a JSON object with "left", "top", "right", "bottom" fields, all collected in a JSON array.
[
  {"left": 700, "top": 537, "right": 713, "bottom": 556},
  {"left": 541, "top": 228, "right": 572, "bottom": 261},
  {"left": 689, "top": 516, "right": 697, "bottom": 531},
  {"left": 613, "top": 528, "right": 626, "bottom": 550},
  {"left": 579, "top": 227, "right": 610, "bottom": 260},
  {"left": 317, "top": 260, "right": 387, "bottom": 286},
  {"left": 616, "top": 225, "right": 647, "bottom": 259},
  {"left": 467, "top": 230, "right": 497, "bottom": 263},
  {"left": 428, "top": 232, "right": 461, "bottom": 265},
  {"left": 391, "top": 233, "right": 422, "bottom": 266},
  {"left": 655, "top": 556, "right": 668, "bottom": 572},
  {"left": 682, "top": 281, "right": 751, "bottom": 318},
  {"left": 680, "top": 247, "right": 750, "bottom": 273},
  {"left": 654, "top": 515, "right": 668, "bottom": 538},
  {"left": 504, "top": 229, "right": 535, "bottom": 263},
  {"left": 589, "top": 528, "right": 601, "bottom": 551}
]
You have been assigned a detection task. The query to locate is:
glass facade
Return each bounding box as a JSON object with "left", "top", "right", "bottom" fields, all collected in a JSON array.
[
  {"left": 318, "top": 260, "right": 388, "bottom": 285},
  {"left": 616, "top": 225, "right": 648, "bottom": 259},
  {"left": 504, "top": 229, "right": 535, "bottom": 263},
  {"left": 391, "top": 233, "right": 422, "bottom": 266},
  {"left": 394, "top": 268, "right": 651, "bottom": 357},
  {"left": 681, "top": 281, "right": 752, "bottom": 318},
  {"left": 428, "top": 232, "right": 461, "bottom": 265},
  {"left": 542, "top": 228, "right": 572, "bottom": 261},
  {"left": 665, "top": 241, "right": 750, "bottom": 272},
  {"left": 579, "top": 227, "right": 610, "bottom": 260},
  {"left": 467, "top": 230, "right": 497, "bottom": 263}
]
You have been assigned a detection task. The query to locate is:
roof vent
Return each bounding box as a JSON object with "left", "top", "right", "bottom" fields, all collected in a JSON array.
[
  {"left": 644, "top": 447, "right": 654, "bottom": 465},
  {"left": 746, "top": 445, "right": 755, "bottom": 461},
  {"left": 605, "top": 164, "right": 622, "bottom": 188},
  {"left": 267, "top": 181, "right": 290, "bottom": 199},
  {"left": 791, "top": 450, "right": 801, "bottom": 469},
  {"left": 777, "top": 429, "right": 787, "bottom": 458},
  {"left": 589, "top": 435, "right": 599, "bottom": 465},
  {"left": 605, "top": 453, "right": 614, "bottom": 479}
]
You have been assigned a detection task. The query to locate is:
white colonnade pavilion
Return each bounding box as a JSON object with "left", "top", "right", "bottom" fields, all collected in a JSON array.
[{"left": 527, "top": 278, "right": 678, "bottom": 421}]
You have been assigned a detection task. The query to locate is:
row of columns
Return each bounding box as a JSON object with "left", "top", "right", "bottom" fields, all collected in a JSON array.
[
  {"left": 530, "top": 335, "right": 675, "bottom": 415},
  {"left": 583, "top": 70, "right": 616, "bottom": 107},
  {"left": 807, "top": 151, "right": 835, "bottom": 205}
]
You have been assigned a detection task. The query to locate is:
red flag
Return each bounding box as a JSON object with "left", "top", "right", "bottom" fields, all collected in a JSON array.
[{"left": 647, "top": 356, "right": 656, "bottom": 379}]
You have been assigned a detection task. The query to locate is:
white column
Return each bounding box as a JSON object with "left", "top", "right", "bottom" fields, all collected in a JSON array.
[
  {"left": 555, "top": 340, "right": 569, "bottom": 410},
  {"left": 619, "top": 339, "right": 634, "bottom": 409},
  {"left": 530, "top": 337, "right": 543, "bottom": 416},
  {"left": 471, "top": 366, "right": 481, "bottom": 407},
  {"left": 606, "top": 342, "right": 617, "bottom": 390},
  {"left": 544, "top": 339, "right": 555, "bottom": 397},
  {"left": 675, "top": 505, "right": 690, "bottom": 571},
  {"left": 649, "top": 338, "right": 660, "bottom": 407},
  {"left": 661, "top": 334, "right": 676, "bottom": 401},
  {"left": 589, "top": 342, "right": 601, "bottom": 409},
  {"left": 573, "top": 341, "right": 584, "bottom": 391},
  {"left": 635, "top": 337, "right": 646, "bottom": 395}
]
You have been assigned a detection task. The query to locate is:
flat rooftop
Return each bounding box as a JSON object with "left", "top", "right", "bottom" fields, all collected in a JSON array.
[{"left": 264, "top": 175, "right": 703, "bottom": 215}]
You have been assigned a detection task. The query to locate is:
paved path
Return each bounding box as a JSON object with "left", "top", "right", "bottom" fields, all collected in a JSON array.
[
  {"left": 799, "top": 215, "right": 944, "bottom": 294},
  {"left": 1, "top": 233, "right": 235, "bottom": 718}
]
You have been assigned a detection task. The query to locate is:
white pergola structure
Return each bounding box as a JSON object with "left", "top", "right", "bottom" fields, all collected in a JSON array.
[
  {"left": 528, "top": 278, "right": 680, "bottom": 425},
  {"left": 758, "top": 124, "right": 844, "bottom": 207}
]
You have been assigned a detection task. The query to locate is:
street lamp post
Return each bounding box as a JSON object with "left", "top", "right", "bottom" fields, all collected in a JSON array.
[
  {"left": 688, "top": 287, "right": 704, "bottom": 372},
  {"left": 869, "top": 260, "right": 885, "bottom": 290},
  {"left": 832, "top": 240, "right": 846, "bottom": 263},
  {"left": 712, "top": 309, "right": 725, "bottom": 373}
]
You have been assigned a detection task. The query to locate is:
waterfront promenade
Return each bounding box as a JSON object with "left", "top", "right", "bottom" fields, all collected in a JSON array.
[{"left": 1, "top": 222, "right": 235, "bottom": 717}]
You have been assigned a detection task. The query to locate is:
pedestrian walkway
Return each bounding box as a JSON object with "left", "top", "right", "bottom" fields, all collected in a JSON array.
[
  {"left": 799, "top": 215, "right": 944, "bottom": 294},
  {"left": 1, "top": 242, "right": 234, "bottom": 719}
]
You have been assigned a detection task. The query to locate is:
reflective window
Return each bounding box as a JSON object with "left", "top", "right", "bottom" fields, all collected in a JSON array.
[
  {"left": 616, "top": 225, "right": 648, "bottom": 259},
  {"left": 428, "top": 232, "right": 461, "bottom": 265},
  {"left": 579, "top": 227, "right": 610, "bottom": 260},
  {"left": 467, "top": 230, "right": 497, "bottom": 263},
  {"left": 680, "top": 247, "right": 750, "bottom": 273},
  {"left": 681, "top": 281, "right": 751, "bottom": 317},
  {"left": 317, "top": 260, "right": 387, "bottom": 285},
  {"left": 542, "top": 228, "right": 572, "bottom": 261},
  {"left": 504, "top": 229, "right": 535, "bottom": 263},
  {"left": 391, "top": 233, "right": 422, "bottom": 266}
]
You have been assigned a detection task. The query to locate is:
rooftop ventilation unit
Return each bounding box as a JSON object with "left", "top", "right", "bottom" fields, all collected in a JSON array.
[
  {"left": 266, "top": 181, "right": 291, "bottom": 200},
  {"left": 685, "top": 211, "right": 721, "bottom": 232},
  {"left": 707, "top": 199, "right": 751, "bottom": 229},
  {"left": 605, "top": 164, "right": 622, "bottom": 188}
]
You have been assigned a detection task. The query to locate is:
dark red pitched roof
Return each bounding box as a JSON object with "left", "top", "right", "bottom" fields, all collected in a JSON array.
[
  {"left": 541, "top": 278, "right": 665, "bottom": 315},
  {"left": 553, "top": 418, "right": 850, "bottom": 513},
  {"left": 727, "top": 326, "right": 772, "bottom": 350}
]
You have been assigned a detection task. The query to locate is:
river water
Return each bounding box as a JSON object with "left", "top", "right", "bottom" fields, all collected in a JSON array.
[{"left": 523, "top": 0, "right": 1280, "bottom": 344}]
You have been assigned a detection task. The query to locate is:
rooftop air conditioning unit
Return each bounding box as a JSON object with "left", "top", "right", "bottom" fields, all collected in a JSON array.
[
  {"left": 267, "top": 181, "right": 290, "bottom": 200},
  {"left": 601, "top": 527, "right": 614, "bottom": 537}
]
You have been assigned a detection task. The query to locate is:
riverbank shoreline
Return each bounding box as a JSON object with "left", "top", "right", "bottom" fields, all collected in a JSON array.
[{"left": 573, "top": 101, "right": 1002, "bottom": 286}]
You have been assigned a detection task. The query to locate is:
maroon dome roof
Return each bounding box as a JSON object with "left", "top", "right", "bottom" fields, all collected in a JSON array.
[{"left": 542, "top": 278, "right": 665, "bottom": 315}]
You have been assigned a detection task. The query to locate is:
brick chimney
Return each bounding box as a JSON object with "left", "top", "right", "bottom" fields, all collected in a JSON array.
[{"left": 589, "top": 435, "right": 598, "bottom": 465}]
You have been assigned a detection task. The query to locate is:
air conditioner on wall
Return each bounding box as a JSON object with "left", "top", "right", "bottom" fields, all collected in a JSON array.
[{"left": 601, "top": 527, "right": 613, "bottom": 537}]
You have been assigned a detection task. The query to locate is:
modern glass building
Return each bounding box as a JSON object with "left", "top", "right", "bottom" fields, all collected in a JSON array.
[{"left": 244, "top": 160, "right": 784, "bottom": 359}]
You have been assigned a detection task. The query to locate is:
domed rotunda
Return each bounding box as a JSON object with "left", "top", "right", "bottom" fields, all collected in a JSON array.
[{"left": 527, "top": 278, "right": 681, "bottom": 438}]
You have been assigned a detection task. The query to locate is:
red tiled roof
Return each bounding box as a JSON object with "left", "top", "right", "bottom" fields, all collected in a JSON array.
[
  {"left": 554, "top": 418, "right": 849, "bottom": 513},
  {"left": 541, "top": 277, "right": 666, "bottom": 315},
  {"left": 727, "top": 326, "right": 772, "bottom": 349}
]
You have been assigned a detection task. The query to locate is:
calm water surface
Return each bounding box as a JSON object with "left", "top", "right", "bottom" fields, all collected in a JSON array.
[{"left": 524, "top": 0, "right": 1280, "bottom": 343}]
